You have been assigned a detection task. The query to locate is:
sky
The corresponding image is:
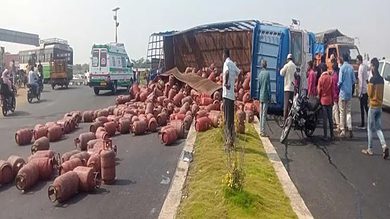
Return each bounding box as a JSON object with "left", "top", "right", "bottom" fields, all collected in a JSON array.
[{"left": 0, "top": 0, "right": 389, "bottom": 64}]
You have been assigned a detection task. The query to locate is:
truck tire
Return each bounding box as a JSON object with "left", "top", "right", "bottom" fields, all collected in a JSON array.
[{"left": 94, "top": 87, "right": 100, "bottom": 95}]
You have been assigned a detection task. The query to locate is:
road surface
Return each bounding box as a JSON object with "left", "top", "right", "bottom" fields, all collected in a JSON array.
[
  {"left": 267, "top": 98, "right": 390, "bottom": 219},
  {"left": 0, "top": 85, "right": 184, "bottom": 219}
]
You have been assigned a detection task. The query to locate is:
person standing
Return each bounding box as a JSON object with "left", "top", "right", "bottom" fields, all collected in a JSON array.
[
  {"left": 318, "top": 69, "right": 334, "bottom": 141},
  {"left": 338, "top": 54, "right": 356, "bottom": 138},
  {"left": 307, "top": 60, "right": 317, "bottom": 98},
  {"left": 362, "top": 58, "right": 389, "bottom": 159},
  {"left": 331, "top": 63, "right": 340, "bottom": 133},
  {"left": 257, "top": 60, "right": 271, "bottom": 137},
  {"left": 222, "top": 49, "right": 241, "bottom": 149},
  {"left": 280, "top": 54, "right": 296, "bottom": 122},
  {"left": 356, "top": 55, "right": 369, "bottom": 129},
  {"left": 37, "top": 60, "right": 43, "bottom": 80}
]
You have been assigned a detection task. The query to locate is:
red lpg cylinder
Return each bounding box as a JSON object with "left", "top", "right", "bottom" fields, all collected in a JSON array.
[
  {"left": 169, "top": 120, "right": 185, "bottom": 139},
  {"left": 195, "top": 117, "right": 212, "bottom": 132},
  {"left": 0, "top": 160, "right": 13, "bottom": 185},
  {"left": 74, "top": 132, "right": 96, "bottom": 151},
  {"left": 87, "top": 153, "right": 101, "bottom": 173},
  {"left": 15, "top": 129, "right": 33, "bottom": 146},
  {"left": 131, "top": 120, "right": 147, "bottom": 135},
  {"left": 90, "top": 121, "right": 103, "bottom": 133},
  {"left": 82, "top": 110, "right": 95, "bottom": 123},
  {"left": 104, "top": 121, "right": 117, "bottom": 137},
  {"left": 48, "top": 125, "right": 63, "bottom": 142},
  {"left": 60, "top": 158, "right": 83, "bottom": 175},
  {"left": 15, "top": 162, "right": 40, "bottom": 191},
  {"left": 61, "top": 150, "right": 81, "bottom": 163},
  {"left": 73, "top": 166, "right": 100, "bottom": 192},
  {"left": 31, "top": 136, "right": 50, "bottom": 154},
  {"left": 118, "top": 118, "right": 131, "bottom": 134},
  {"left": 33, "top": 124, "right": 48, "bottom": 140},
  {"left": 160, "top": 126, "right": 178, "bottom": 146},
  {"left": 101, "top": 149, "right": 116, "bottom": 185},
  {"left": 48, "top": 171, "right": 80, "bottom": 203},
  {"left": 7, "top": 155, "right": 25, "bottom": 178},
  {"left": 29, "top": 157, "right": 55, "bottom": 180}
]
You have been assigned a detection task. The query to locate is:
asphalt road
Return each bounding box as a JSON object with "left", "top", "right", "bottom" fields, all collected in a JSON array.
[
  {"left": 266, "top": 98, "right": 390, "bottom": 219},
  {"left": 0, "top": 85, "right": 184, "bottom": 219}
]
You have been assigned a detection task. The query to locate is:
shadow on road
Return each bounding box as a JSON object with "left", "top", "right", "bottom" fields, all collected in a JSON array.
[
  {"left": 4, "top": 111, "right": 31, "bottom": 117},
  {"left": 115, "top": 179, "right": 136, "bottom": 186}
]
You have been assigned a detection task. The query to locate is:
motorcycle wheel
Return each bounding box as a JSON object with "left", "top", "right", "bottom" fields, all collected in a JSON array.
[
  {"left": 27, "top": 92, "right": 33, "bottom": 103},
  {"left": 304, "top": 115, "right": 317, "bottom": 137},
  {"left": 280, "top": 116, "right": 293, "bottom": 144},
  {"left": 36, "top": 91, "right": 41, "bottom": 101},
  {"left": 11, "top": 96, "right": 16, "bottom": 112},
  {"left": 2, "top": 100, "right": 7, "bottom": 116}
]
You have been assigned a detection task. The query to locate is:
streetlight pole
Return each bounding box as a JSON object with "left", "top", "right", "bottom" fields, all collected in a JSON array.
[{"left": 113, "top": 7, "right": 120, "bottom": 43}]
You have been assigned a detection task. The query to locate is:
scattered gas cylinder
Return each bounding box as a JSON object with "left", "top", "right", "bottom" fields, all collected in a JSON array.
[
  {"left": 48, "top": 171, "right": 79, "bottom": 203},
  {"left": 0, "top": 160, "right": 13, "bottom": 185},
  {"left": 15, "top": 162, "right": 40, "bottom": 191},
  {"left": 104, "top": 121, "right": 117, "bottom": 137},
  {"left": 33, "top": 124, "right": 48, "bottom": 140},
  {"left": 31, "top": 136, "right": 50, "bottom": 154},
  {"left": 60, "top": 158, "right": 83, "bottom": 175},
  {"left": 90, "top": 121, "right": 103, "bottom": 133},
  {"left": 29, "top": 157, "right": 55, "bottom": 180},
  {"left": 131, "top": 120, "right": 147, "bottom": 135},
  {"left": 118, "top": 118, "right": 131, "bottom": 134},
  {"left": 82, "top": 110, "right": 95, "bottom": 123},
  {"left": 74, "top": 132, "right": 96, "bottom": 151},
  {"left": 15, "top": 129, "right": 33, "bottom": 146},
  {"left": 73, "top": 166, "right": 100, "bottom": 192},
  {"left": 101, "top": 149, "right": 116, "bottom": 185},
  {"left": 47, "top": 125, "right": 63, "bottom": 142},
  {"left": 160, "top": 126, "right": 178, "bottom": 146},
  {"left": 7, "top": 155, "right": 25, "bottom": 178},
  {"left": 61, "top": 150, "right": 81, "bottom": 163}
]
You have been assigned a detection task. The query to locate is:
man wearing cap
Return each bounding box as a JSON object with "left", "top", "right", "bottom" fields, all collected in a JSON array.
[{"left": 280, "top": 54, "right": 297, "bottom": 122}]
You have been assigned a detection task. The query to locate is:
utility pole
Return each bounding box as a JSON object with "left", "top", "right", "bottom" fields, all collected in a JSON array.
[{"left": 113, "top": 7, "right": 120, "bottom": 43}]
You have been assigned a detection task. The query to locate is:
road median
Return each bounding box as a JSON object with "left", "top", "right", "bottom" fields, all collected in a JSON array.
[{"left": 176, "top": 124, "right": 297, "bottom": 218}]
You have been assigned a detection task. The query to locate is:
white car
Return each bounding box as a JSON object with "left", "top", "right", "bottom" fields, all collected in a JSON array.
[{"left": 379, "top": 60, "right": 390, "bottom": 107}]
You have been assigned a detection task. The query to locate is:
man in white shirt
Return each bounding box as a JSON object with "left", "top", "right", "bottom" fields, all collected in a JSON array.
[
  {"left": 28, "top": 66, "right": 39, "bottom": 95},
  {"left": 357, "top": 55, "right": 369, "bottom": 129},
  {"left": 280, "top": 54, "right": 297, "bottom": 121},
  {"left": 222, "top": 49, "right": 241, "bottom": 149}
]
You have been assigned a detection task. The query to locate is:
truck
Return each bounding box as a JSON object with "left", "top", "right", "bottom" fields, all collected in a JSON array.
[
  {"left": 89, "top": 43, "right": 134, "bottom": 95},
  {"left": 315, "top": 29, "right": 361, "bottom": 73},
  {"left": 148, "top": 20, "right": 316, "bottom": 113},
  {"left": 50, "top": 58, "right": 69, "bottom": 89}
]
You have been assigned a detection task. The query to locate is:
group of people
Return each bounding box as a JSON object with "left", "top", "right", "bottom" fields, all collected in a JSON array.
[
  {"left": 254, "top": 52, "right": 388, "bottom": 159},
  {"left": 219, "top": 48, "right": 388, "bottom": 159},
  {"left": 0, "top": 60, "right": 43, "bottom": 101}
]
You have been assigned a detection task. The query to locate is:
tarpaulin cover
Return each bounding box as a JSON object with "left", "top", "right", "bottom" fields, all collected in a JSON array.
[
  {"left": 163, "top": 67, "right": 222, "bottom": 96},
  {"left": 314, "top": 43, "right": 325, "bottom": 55}
]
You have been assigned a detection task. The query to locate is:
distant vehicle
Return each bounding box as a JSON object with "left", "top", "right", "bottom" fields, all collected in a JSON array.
[
  {"left": 89, "top": 43, "right": 134, "bottom": 95},
  {"left": 18, "top": 38, "right": 73, "bottom": 84},
  {"left": 315, "top": 29, "right": 361, "bottom": 73},
  {"left": 70, "top": 74, "right": 86, "bottom": 86},
  {"left": 379, "top": 60, "right": 390, "bottom": 107},
  {"left": 50, "top": 58, "right": 69, "bottom": 89}
]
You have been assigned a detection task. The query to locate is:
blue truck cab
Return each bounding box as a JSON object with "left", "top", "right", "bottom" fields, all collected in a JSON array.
[{"left": 147, "top": 20, "right": 316, "bottom": 113}]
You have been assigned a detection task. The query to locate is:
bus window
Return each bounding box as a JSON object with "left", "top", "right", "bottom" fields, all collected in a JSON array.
[
  {"left": 92, "top": 50, "right": 99, "bottom": 67},
  {"left": 100, "top": 50, "right": 107, "bottom": 67},
  {"left": 122, "top": 57, "right": 126, "bottom": 68},
  {"left": 290, "top": 31, "right": 303, "bottom": 66}
]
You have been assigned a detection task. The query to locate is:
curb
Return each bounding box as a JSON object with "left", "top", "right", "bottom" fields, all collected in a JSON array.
[
  {"left": 158, "top": 123, "right": 197, "bottom": 219},
  {"left": 253, "top": 117, "right": 313, "bottom": 219}
]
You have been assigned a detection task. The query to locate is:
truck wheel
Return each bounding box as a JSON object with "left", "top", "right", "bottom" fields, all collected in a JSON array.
[
  {"left": 94, "top": 87, "right": 100, "bottom": 95},
  {"left": 111, "top": 82, "right": 118, "bottom": 95}
]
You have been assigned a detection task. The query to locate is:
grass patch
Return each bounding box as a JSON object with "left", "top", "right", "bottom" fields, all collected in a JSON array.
[{"left": 177, "top": 125, "right": 297, "bottom": 219}]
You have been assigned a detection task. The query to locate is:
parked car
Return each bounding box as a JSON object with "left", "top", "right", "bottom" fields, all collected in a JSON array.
[
  {"left": 379, "top": 60, "right": 390, "bottom": 107},
  {"left": 70, "top": 74, "right": 86, "bottom": 86}
]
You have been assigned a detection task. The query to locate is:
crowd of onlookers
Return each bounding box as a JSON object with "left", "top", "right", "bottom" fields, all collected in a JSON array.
[{"left": 256, "top": 52, "right": 388, "bottom": 159}]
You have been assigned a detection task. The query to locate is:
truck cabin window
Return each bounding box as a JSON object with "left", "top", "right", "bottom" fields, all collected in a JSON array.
[
  {"left": 339, "top": 46, "right": 359, "bottom": 64},
  {"left": 100, "top": 50, "right": 107, "bottom": 67},
  {"left": 383, "top": 63, "right": 390, "bottom": 81},
  {"left": 92, "top": 50, "right": 99, "bottom": 67},
  {"left": 290, "top": 32, "right": 303, "bottom": 66}
]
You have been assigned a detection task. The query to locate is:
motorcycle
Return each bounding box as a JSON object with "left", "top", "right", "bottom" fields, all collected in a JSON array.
[
  {"left": 280, "top": 72, "right": 322, "bottom": 144},
  {"left": 0, "top": 84, "right": 16, "bottom": 116},
  {"left": 27, "top": 83, "right": 41, "bottom": 103}
]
